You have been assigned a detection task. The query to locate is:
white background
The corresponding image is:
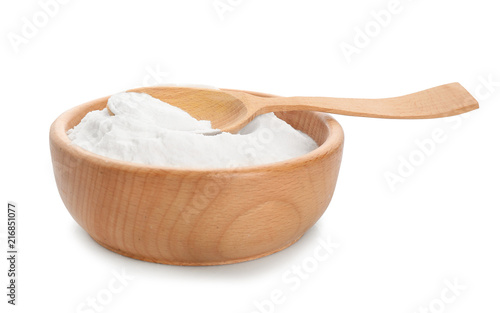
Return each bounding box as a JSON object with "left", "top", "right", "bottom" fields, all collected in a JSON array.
[{"left": 1, "top": 0, "right": 499, "bottom": 312}]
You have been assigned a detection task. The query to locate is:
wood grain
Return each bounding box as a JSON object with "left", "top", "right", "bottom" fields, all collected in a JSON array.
[{"left": 49, "top": 90, "right": 344, "bottom": 265}]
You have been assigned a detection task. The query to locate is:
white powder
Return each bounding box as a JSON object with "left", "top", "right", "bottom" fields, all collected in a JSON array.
[{"left": 68, "top": 92, "right": 318, "bottom": 168}]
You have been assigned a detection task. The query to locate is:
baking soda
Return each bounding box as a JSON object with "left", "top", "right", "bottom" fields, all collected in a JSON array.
[{"left": 68, "top": 92, "right": 318, "bottom": 168}]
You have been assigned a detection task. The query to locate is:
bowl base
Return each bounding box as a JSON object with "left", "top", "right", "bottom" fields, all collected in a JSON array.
[{"left": 90, "top": 235, "right": 304, "bottom": 266}]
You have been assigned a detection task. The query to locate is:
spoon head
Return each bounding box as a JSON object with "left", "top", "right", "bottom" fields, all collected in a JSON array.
[{"left": 126, "top": 86, "right": 250, "bottom": 133}]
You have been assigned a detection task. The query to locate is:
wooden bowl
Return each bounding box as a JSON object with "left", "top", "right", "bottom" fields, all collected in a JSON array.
[{"left": 49, "top": 88, "right": 344, "bottom": 265}]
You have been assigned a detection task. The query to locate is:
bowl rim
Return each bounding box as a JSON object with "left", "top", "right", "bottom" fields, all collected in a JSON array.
[{"left": 49, "top": 88, "right": 344, "bottom": 175}]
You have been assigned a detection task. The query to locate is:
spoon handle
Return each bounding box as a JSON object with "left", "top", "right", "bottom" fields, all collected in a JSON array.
[{"left": 255, "top": 83, "right": 478, "bottom": 119}]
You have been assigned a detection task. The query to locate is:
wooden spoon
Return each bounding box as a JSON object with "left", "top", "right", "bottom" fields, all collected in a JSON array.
[{"left": 118, "top": 82, "right": 478, "bottom": 134}]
